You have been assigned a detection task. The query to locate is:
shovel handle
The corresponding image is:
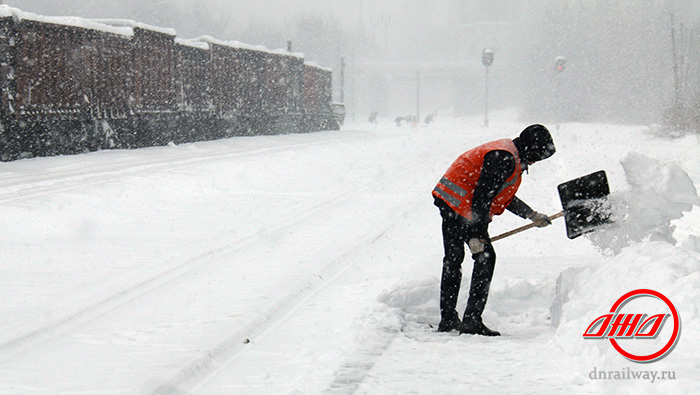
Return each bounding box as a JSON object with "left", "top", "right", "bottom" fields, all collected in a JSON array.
[{"left": 491, "top": 211, "right": 564, "bottom": 242}]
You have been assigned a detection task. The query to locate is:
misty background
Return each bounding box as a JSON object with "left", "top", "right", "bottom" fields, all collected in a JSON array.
[{"left": 5, "top": 0, "right": 700, "bottom": 128}]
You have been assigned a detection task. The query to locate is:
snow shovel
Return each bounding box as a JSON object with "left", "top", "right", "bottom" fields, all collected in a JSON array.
[{"left": 491, "top": 170, "right": 612, "bottom": 241}]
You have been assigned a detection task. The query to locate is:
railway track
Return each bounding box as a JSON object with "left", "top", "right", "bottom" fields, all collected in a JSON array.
[
  {"left": 0, "top": 135, "right": 372, "bottom": 353},
  {"left": 0, "top": 137, "right": 424, "bottom": 394},
  {"left": 156, "top": 204, "right": 420, "bottom": 394},
  {"left": 0, "top": 135, "right": 357, "bottom": 205}
]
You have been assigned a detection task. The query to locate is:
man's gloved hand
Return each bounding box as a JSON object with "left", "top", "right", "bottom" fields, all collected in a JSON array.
[
  {"left": 468, "top": 238, "right": 486, "bottom": 254},
  {"left": 528, "top": 211, "right": 552, "bottom": 228}
]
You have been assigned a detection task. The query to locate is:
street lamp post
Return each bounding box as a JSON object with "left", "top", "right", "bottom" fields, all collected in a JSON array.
[
  {"left": 482, "top": 48, "right": 494, "bottom": 127},
  {"left": 554, "top": 56, "right": 566, "bottom": 130},
  {"left": 416, "top": 71, "right": 421, "bottom": 124}
]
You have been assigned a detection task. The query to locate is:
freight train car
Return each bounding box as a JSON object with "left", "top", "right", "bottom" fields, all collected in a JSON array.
[
  {"left": 302, "top": 63, "right": 337, "bottom": 132},
  {"left": 174, "top": 38, "right": 214, "bottom": 143},
  {"left": 261, "top": 49, "right": 305, "bottom": 134},
  {"left": 0, "top": 11, "right": 136, "bottom": 157},
  {"left": 0, "top": 6, "right": 343, "bottom": 161},
  {"left": 200, "top": 37, "right": 265, "bottom": 136},
  {"left": 92, "top": 19, "right": 179, "bottom": 147}
]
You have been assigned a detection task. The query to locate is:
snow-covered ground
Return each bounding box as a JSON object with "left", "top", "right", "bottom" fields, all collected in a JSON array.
[{"left": 0, "top": 112, "right": 698, "bottom": 394}]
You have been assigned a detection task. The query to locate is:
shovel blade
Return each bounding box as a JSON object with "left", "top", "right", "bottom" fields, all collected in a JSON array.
[{"left": 558, "top": 170, "right": 612, "bottom": 239}]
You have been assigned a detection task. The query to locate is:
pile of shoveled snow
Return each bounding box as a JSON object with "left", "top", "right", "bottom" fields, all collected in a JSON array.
[
  {"left": 551, "top": 152, "right": 700, "bottom": 391},
  {"left": 587, "top": 152, "right": 700, "bottom": 255}
]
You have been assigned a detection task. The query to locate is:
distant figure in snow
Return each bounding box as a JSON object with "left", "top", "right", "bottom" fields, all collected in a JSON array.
[
  {"left": 424, "top": 111, "right": 437, "bottom": 125},
  {"left": 368, "top": 112, "right": 378, "bottom": 123},
  {"left": 432, "top": 124, "right": 556, "bottom": 336},
  {"left": 394, "top": 116, "right": 404, "bottom": 127}
]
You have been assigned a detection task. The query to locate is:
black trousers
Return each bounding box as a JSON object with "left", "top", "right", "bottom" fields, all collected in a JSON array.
[{"left": 435, "top": 198, "right": 496, "bottom": 323}]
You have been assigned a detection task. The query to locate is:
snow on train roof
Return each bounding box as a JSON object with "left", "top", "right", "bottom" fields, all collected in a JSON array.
[
  {"left": 0, "top": 6, "right": 332, "bottom": 70},
  {"left": 91, "top": 19, "right": 177, "bottom": 36},
  {"left": 304, "top": 61, "right": 333, "bottom": 73},
  {"left": 0, "top": 6, "right": 177, "bottom": 37},
  {"left": 174, "top": 38, "right": 210, "bottom": 50},
  {"left": 0, "top": 5, "right": 133, "bottom": 37},
  {"left": 194, "top": 35, "right": 304, "bottom": 59}
]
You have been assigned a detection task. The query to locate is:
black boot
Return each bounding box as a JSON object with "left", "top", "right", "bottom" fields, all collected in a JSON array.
[
  {"left": 438, "top": 261, "right": 462, "bottom": 332},
  {"left": 438, "top": 310, "right": 462, "bottom": 332},
  {"left": 459, "top": 317, "right": 500, "bottom": 336}
]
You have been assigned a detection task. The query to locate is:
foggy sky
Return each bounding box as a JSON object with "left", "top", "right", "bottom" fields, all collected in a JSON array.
[{"left": 3, "top": 0, "right": 364, "bottom": 37}]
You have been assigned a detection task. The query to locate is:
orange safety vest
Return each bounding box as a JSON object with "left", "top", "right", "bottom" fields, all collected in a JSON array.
[{"left": 432, "top": 138, "right": 522, "bottom": 221}]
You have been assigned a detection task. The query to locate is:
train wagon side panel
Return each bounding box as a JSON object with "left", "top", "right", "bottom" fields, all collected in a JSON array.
[
  {"left": 14, "top": 20, "right": 85, "bottom": 117},
  {"left": 210, "top": 43, "right": 265, "bottom": 120},
  {"left": 302, "top": 64, "right": 336, "bottom": 131},
  {"left": 131, "top": 27, "right": 176, "bottom": 113},
  {"left": 241, "top": 49, "right": 265, "bottom": 118},
  {"left": 302, "top": 65, "right": 333, "bottom": 114},
  {"left": 209, "top": 43, "right": 240, "bottom": 116},
  {"left": 288, "top": 56, "right": 304, "bottom": 114},
  {"left": 262, "top": 52, "right": 290, "bottom": 116},
  {"left": 81, "top": 29, "right": 132, "bottom": 118},
  {"left": 0, "top": 16, "right": 16, "bottom": 121},
  {"left": 175, "top": 41, "right": 211, "bottom": 113}
]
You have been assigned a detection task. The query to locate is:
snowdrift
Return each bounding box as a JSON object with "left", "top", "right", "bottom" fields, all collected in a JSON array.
[
  {"left": 587, "top": 152, "right": 700, "bottom": 254},
  {"left": 550, "top": 152, "right": 700, "bottom": 391}
]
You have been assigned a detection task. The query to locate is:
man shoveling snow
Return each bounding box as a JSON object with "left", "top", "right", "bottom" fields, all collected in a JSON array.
[{"left": 432, "top": 124, "right": 556, "bottom": 336}]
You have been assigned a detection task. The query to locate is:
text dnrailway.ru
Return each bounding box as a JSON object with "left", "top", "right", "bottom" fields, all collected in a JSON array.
[{"left": 589, "top": 367, "right": 676, "bottom": 383}]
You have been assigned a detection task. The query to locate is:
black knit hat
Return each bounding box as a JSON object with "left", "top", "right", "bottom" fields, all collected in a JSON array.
[{"left": 516, "top": 124, "right": 555, "bottom": 162}]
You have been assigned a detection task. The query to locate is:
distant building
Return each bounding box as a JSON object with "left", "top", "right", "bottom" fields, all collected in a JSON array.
[{"left": 347, "top": 0, "right": 519, "bottom": 119}]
